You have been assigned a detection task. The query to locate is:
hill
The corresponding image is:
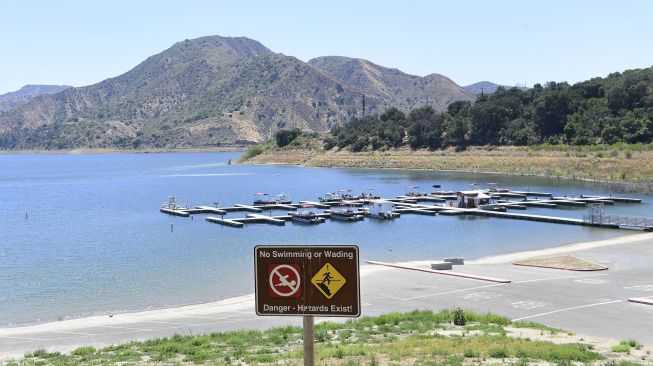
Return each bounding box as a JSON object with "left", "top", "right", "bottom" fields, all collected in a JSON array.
[
  {"left": 0, "top": 36, "right": 471, "bottom": 150},
  {"left": 309, "top": 56, "right": 473, "bottom": 111},
  {"left": 463, "top": 81, "right": 507, "bottom": 95},
  {"left": 0, "top": 85, "right": 70, "bottom": 112}
]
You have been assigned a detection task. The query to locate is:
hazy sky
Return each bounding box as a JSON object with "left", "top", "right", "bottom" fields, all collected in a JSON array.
[{"left": 2, "top": 0, "right": 652, "bottom": 94}]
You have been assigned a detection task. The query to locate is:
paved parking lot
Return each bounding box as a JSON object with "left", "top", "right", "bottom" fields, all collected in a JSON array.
[{"left": 1, "top": 233, "right": 652, "bottom": 359}]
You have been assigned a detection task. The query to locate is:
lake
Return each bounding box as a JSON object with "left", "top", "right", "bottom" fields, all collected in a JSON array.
[{"left": 0, "top": 152, "right": 650, "bottom": 326}]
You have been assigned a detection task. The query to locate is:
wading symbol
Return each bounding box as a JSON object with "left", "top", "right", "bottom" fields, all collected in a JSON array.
[{"left": 311, "top": 263, "right": 346, "bottom": 299}]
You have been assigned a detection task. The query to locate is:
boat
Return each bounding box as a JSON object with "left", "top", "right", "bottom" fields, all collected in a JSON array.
[
  {"left": 486, "top": 183, "right": 509, "bottom": 193},
  {"left": 330, "top": 202, "right": 363, "bottom": 221},
  {"left": 342, "top": 189, "right": 380, "bottom": 201},
  {"left": 253, "top": 192, "right": 277, "bottom": 205},
  {"left": 367, "top": 200, "right": 399, "bottom": 219},
  {"left": 319, "top": 192, "right": 343, "bottom": 202},
  {"left": 291, "top": 207, "right": 325, "bottom": 224},
  {"left": 456, "top": 190, "right": 507, "bottom": 212},
  {"left": 274, "top": 193, "right": 292, "bottom": 204},
  {"left": 161, "top": 196, "right": 188, "bottom": 210},
  {"left": 403, "top": 186, "right": 428, "bottom": 197},
  {"left": 430, "top": 184, "right": 456, "bottom": 196}
]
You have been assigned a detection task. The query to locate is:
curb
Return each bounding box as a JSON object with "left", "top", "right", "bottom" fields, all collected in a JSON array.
[
  {"left": 365, "top": 261, "right": 511, "bottom": 283},
  {"left": 512, "top": 263, "right": 608, "bottom": 271},
  {"left": 628, "top": 297, "right": 653, "bottom": 306}
]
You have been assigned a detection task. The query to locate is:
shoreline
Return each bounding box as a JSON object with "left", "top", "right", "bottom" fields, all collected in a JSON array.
[
  {"left": 2, "top": 232, "right": 651, "bottom": 334},
  {"left": 246, "top": 147, "right": 653, "bottom": 194},
  {"left": 0, "top": 147, "right": 246, "bottom": 155}
]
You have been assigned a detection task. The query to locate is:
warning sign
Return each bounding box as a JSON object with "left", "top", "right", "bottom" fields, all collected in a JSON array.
[
  {"left": 268, "top": 264, "right": 302, "bottom": 298},
  {"left": 254, "top": 245, "right": 360, "bottom": 317},
  {"left": 311, "top": 263, "right": 346, "bottom": 299}
]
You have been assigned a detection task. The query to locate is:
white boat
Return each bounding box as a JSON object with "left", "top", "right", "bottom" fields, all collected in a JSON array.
[
  {"left": 367, "top": 200, "right": 399, "bottom": 219},
  {"left": 456, "top": 190, "right": 506, "bottom": 212}
]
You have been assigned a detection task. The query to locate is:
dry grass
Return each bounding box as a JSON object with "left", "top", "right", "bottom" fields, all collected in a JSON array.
[
  {"left": 513, "top": 255, "right": 608, "bottom": 271},
  {"left": 248, "top": 145, "right": 653, "bottom": 194}
]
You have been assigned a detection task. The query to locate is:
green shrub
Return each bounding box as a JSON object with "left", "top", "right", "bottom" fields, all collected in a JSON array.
[
  {"left": 611, "top": 343, "right": 630, "bottom": 353},
  {"left": 453, "top": 308, "right": 466, "bottom": 326},
  {"left": 242, "top": 145, "right": 265, "bottom": 159},
  {"left": 488, "top": 347, "right": 509, "bottom": 358},
  {"left": 72, "top": 346, "right": 96, "bottom": 356}
]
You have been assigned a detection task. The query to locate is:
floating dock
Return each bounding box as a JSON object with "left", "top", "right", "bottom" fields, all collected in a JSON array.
[{"left": 161, "top": 189, "right": 651, "bottom": 231}]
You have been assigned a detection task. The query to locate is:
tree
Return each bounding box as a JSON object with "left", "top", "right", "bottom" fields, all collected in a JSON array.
[{"left": 274, "top": 128, "right": 302, "bottom": 147}]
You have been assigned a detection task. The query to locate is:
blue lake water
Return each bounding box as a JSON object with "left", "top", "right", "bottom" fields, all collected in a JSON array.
[{"left": 0, "top": 152, "right": 650, "bottom": 326}]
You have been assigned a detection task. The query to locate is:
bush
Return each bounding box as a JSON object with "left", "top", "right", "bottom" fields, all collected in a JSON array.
[
  {"left": 453, "top": 308, "right": 466, "bottom": 326},
  {"left": 488, "top": 347, "right": 509, "bottom": 358},
  {"left": 242, "top": 145, "right": 265, "bottom": 159},
  {"left": 72, "top": 346, "right": 96, "bottom": 356},
  {"left": 611, "top": 344, "right": 630, "bottom": 353},
  {"left": 275, "top": 128, "right": 302, "bottom": 147}
]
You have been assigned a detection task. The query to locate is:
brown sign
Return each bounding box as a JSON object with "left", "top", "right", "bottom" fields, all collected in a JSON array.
[{"left": 254, "top": 245, "right": 360, "bottom": 317}]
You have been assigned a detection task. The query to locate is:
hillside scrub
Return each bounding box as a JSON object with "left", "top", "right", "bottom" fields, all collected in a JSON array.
[
  {"left": 9, "top": 309, "right": 651, "bottom": 366},
  {"left": 326, "top": 67, "right": 653, "bottom": 151}
]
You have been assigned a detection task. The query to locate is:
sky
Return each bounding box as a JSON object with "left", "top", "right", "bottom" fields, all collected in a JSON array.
[{"left": 1, "top": 0, "right": 652, "bottom": 94}]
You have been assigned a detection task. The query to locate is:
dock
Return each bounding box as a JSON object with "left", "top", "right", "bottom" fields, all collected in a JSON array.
[
  {"left": 187, "top": 206, "right": 227, "bottom": 215},
  {"left": 159, "top": 207, "right": 190, "bottom": 217},
  {"left": 161, "top": 188, "right": 650, "bottom": 231}
]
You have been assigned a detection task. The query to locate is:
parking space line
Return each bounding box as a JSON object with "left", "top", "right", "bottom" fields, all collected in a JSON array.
[
  {"left": 512, "top": 299, "right": 623, "bottom": 321},
  {"left": 401, "top": 273, "right": 610, "bottom": 301},
  {"left": 513, "top": 273, "right": 608, "bottom": 284},
  {"left": 401, "top": 283, "right": 506, "bottom": 301}
]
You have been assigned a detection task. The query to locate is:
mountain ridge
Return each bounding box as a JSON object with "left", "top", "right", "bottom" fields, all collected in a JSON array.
[
  {"left": 0, "top": 85, "right": 71, "bottom": 112},
  {"left": 0, "top": 35, "right": 473, "bottom": 150}
]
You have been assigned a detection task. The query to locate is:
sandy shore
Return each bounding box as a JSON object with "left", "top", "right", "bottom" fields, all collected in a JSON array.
[{"left": 2, "top": 232, "right": 650, "bottom": 337}]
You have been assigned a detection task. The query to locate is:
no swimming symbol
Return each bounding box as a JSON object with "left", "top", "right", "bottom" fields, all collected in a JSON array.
[{"left": 268, "top": 263, "right": 302, "bottom": 298}]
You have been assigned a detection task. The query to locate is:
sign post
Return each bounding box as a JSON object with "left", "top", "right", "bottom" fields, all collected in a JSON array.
[
  {"left": 303, "top": 315, "right": 314, "bottom": 366},
  {"left": 255, "top": 245, "right": 360, "bottom": 365}
]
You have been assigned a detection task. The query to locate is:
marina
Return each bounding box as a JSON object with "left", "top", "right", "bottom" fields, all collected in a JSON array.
[
  {"left": 160, "top": 187, "right": 652, "bottom": 231},
  {"left": 4, "top": 151, "right": 651, "bottom": 328}
]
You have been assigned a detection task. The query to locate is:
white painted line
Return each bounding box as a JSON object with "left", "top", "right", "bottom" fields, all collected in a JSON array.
[
  {"left": 401, "top": 283, "right": 506, "bottom": 301},
  {"left": 96, "top": 325, "right": 156, "bottom": 331},
  {"left": 511, "top": 301, "right": 548, "bottom": 310},
  {"left": 512, "top": 300, "right": 623, "bottom": 321},
  {"left": 624, "top": 285, "right": 653, "bottom": 292},
  {"left": 513, "top": 273, "right": 608, "bottom": 284},
  {"left": 0, "top": 335, "right": 59, "bottom": 342},
  {"left": 462, "top": 292, "right": 502, "bottom": 301},
  {"left": 366, "top": 261, "right": 511, "bottom": 283},
  {"left": 401, "top": 273, "right": 609, "bottom": 301},
  {"left": 51, "top": 330, "right": 103, "bottom": 336}
]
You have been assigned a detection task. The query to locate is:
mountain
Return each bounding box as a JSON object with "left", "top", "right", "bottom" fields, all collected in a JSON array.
[
  {"left": 309, "top": 56, "right": 473, "bottom": 111},
  {"left": 463, "top": 81, "right": 508, "bottom": 95},
  {"left": 0, "top": 36, "right": 473, "bottom": 150},
  {"left": 0, "top": 85, "right": 71, "bottom": 112}
]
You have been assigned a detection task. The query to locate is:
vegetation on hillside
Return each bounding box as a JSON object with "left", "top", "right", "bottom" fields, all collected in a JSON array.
[
  {"left": 325, "top": 67, "right": 653, "bottom": 151},
  {"left": 8, "top": 309, "right": 648, "bottom": 366}
]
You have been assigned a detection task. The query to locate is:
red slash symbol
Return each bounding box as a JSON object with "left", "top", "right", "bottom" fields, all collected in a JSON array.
[{"left": 268, "top": 263, "right": 302, "bottom": 298}]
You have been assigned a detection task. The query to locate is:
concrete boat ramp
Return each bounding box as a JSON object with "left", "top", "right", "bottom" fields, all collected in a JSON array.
[{"left": 160, "top": 190, "right": 651, "bottom": 231}]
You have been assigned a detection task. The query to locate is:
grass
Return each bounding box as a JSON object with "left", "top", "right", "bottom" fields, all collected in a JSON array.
[
  {"left": 4, "top": 309, "right": 618, "bottom": 366},
  {"left": 612, "top": 339, "right": 644, "bottom": 353},
  {"left": 245, "top": 142, "right": 653, "bottom": 193}
]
